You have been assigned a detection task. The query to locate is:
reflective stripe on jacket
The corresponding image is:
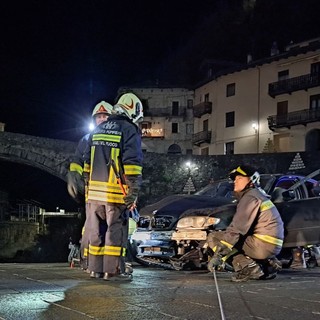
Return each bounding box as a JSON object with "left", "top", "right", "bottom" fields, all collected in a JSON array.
[
  {"left": 223, "top": 188, "right": 284, "bottom": 248},
  {"left": 83, "top": 114, "right": 143, "bottom": 204}
]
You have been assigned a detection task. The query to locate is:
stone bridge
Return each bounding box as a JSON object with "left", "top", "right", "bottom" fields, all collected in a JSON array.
[
  {"left": 0, "top": 132, "right": 77, "bottom": 181},
  {"left": 1, "top": 131, "right": 320, "bottom": 205}
]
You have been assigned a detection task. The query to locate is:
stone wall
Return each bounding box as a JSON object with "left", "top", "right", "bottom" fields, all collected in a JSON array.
[{"left": 139, "top": 151, "right": 320, "bottom": 207}]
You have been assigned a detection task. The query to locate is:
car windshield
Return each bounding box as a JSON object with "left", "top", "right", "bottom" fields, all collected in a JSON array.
[{"left": 194, "top": 180, "right": 234, "bottom": 198}]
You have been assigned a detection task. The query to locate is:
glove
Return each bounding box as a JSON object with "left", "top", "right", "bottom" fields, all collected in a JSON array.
[
  {"left": 207, "top": 255, "right": 224, "bottom": 272},
  {"left": 67, "top": 171, "right": 85, "bottom": 199},
  {"left": 124, "top": 176, "right": 140, "bottom": 209},
  {"left": 207, "top": 235, "right": 231, "bottom": 256}
]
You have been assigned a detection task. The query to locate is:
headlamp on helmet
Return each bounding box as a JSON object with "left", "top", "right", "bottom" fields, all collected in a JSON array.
[{"left": 229, "top": 165, "right": 260, "bottom": 186}]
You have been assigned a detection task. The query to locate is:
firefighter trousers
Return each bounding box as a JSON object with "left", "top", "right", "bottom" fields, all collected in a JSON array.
[{"left": 87, "top": 201, "right": 128, "bottom": 274}]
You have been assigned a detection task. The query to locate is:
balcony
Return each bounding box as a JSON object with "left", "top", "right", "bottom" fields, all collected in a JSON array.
[
  {"left": 268, "top": 108, "right": 320, "bottom": 130},
  {"left": 192, "top": 130, "right": 212, "bottom": 146},
  {"left": 268, "top": 72, "right": 320, "bottom": 98},
  {"left": 193, "top": 101, "right": 212, "bottom": 118}
]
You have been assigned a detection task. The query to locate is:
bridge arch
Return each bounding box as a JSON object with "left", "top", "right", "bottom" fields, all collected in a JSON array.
[{"left": 0, "top": 132, "right": 77, "bottom": 181}]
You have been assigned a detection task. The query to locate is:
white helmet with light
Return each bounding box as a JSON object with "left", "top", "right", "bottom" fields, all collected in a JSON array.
[
  {"left": 92, "top": 101, "right": 113, "bottom": 118},
  {"left": 114, "top": 93, "right": 143, "bottom": 124}
]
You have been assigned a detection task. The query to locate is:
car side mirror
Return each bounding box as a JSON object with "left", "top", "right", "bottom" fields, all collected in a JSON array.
[{"left": 282, "top": 190, "right": 295, "bottom": 201}]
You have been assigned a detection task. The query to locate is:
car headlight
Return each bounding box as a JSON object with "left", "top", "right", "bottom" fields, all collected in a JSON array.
[{"left": 176, "top": 216, "right": 220, "bottom": 229}]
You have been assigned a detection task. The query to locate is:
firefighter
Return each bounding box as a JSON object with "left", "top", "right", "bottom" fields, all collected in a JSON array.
[
  {"left": 67, "top": 101, "right": 113, "bottom": 269},
  {"left": 83, "top": 93, "right": 143, "bottom": 281},
  {"left": 207, "top": 165, "right": 284, "bottom": 282}
]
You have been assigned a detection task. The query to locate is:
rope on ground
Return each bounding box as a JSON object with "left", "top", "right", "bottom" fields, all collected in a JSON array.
[{"left": 213, "top": 269, "right": 226, "bottom": 320}]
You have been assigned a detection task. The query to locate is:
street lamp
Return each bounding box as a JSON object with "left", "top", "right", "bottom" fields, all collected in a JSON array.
[{"left": 183, "top": 161, "right": 196, "bottom": 194}]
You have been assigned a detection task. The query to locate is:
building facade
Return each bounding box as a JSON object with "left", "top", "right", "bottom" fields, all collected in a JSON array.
[
  {"left": 193, "top": 38, "right": 320, "bottom": 155},
  {"left": 117, "top": 86, "right": 194, "bottom": 154}
]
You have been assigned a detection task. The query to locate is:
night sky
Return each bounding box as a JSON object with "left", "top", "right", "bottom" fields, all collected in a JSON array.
[
  {"left": 1, "top": 0, "right": 319, "bottom": 141},
  {"left": 1, "top": 0, "right": 213, "bottom": 141}
]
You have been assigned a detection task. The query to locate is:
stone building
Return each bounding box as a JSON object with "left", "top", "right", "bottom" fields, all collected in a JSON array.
[
  {"left": 117, "top": 86, "right": 194, "bottom": 154},
  {"left": 193, "top": 37, "right": 320, "bottom": 155}
]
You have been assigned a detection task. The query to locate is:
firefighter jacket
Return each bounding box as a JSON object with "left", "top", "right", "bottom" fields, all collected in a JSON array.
[
  {"left": 69, "top": 133, "right": 90, "bottom": 175},
  {"left": 83, "top": 114, "right": 143, "bottom": 204},
  {"left": 222, "top": 187, "right": 284, "bottom": 249}
]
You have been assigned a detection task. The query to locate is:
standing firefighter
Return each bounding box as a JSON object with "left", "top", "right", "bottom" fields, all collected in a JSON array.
[
  {"left": 207, "top": 165, "right": 284, "bottom": 282},
  {"left": 67, "top": 101, "right": 113, "bottom": 269},
  {"left": 83, "top": 93, "right": 143, "bottom": 281}
]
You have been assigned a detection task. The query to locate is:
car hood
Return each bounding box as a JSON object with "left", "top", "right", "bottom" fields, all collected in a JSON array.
[{"left": 140, "top": 195, "right": 235, "bottom": 220}]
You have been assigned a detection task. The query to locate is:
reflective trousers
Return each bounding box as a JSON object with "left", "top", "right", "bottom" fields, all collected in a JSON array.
[
  {"left": 86, "top": 201, "right": 128, "bottom": 274},
  {"left": 209, "top": 231, "right": 282, "bottom": 271}
]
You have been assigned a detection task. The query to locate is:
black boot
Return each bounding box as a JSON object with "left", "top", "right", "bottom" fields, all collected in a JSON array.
[
  {"left": 260, "top": 257, "right": 282, "bottom": 280},
  {"left": 231, "top": 262, "right": 264, "bottom": 282}
]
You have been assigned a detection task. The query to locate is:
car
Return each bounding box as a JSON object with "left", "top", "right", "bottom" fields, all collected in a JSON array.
[
  {"left": 130, "top": 169, "right": 320, "bottom": 270},
  {"left": 129, "top": 179, "right": 235, "bottom": 266}
]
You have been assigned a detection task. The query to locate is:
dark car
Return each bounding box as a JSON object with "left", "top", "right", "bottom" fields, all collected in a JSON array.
[
  {"left": 130, "top": 170, "right": 320, "bottom": 269},
  {"left": 129, "top": 179, "right": 235, "bottom": 265}
]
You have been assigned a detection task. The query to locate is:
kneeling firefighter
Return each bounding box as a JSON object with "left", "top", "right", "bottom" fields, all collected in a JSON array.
[{"left": 207, "top": 165, "right": 284, "bottom": 282}]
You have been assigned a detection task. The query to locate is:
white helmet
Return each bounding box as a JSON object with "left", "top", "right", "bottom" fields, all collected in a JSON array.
[
  {"left": 114, "top": 93, "right": 143, "bottom": 124},
  {"left": 92, "top": 101, "right": 113, "bottom": 118}
]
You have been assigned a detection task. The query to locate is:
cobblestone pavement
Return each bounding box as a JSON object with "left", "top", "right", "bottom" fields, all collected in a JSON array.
[{"left": 0, "top": 263, "right": 319, "bottom": 320}]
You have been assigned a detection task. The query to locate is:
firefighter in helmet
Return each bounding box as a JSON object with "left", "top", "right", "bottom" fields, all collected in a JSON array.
[
  {"left": 83, "top": 93, "right": 143, "bottom": 281},
  {"left": 67, "top": 100, "right": 113, "bottom": 269},
  {"left": 207, "top": 165, "right": 284, "bottom": 282}
]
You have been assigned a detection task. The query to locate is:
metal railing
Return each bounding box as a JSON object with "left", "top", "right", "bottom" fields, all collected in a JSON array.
[
  {"left": 192, "top": 130, "right": 212, "bottom": 146},
  {"left": 268, "top": 72, "right": 320, "bottom": 97},
  {"left": 268, "top": 108, "right": 320, "bottom": 130},
  {"left": 193, "top": 102, "right": 212, "bottom": 118}
]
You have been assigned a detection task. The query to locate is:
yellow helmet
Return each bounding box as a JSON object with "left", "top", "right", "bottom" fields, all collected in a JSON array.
[
  {"left": 92, "top": 101, "right": 113, "bottom": 118},
  {"left": 114, "top": 93, "right": 143, "bottom": 124}
]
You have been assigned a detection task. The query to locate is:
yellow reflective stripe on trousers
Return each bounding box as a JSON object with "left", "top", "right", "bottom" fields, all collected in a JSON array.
[
  {"left": 84, "top": 248, "right": 88, "bottom": 257},
  {"left": 260, "top": 200, "right": 275, "bottom": 211},
  {"left": 104, "top": 245, "right": 126, "bottom": 257},
  {"left": 254, "top": 234, "right": 283, "bottom": 246},
  {"left": 88, "top": 244, "right": 104, "bottom": 256}
]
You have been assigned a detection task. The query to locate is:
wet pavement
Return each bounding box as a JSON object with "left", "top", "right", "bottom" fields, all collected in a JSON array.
[{"left": 0, "top": 263, "right": 319, "bottom": 320}]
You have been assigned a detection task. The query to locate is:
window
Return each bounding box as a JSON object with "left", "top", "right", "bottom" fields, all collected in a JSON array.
[
  {"left": 172, "top": 123, "right": 178, "bottom": 133},
  {"left": 186, "top": 149, "right": 193, "bottom": 155},
  {"left": 187, "top": 99, "right": 193, "bottom": 108},
  {"left": 203, "top": 119, "right": 208, "bottom": 131},
  {"left": 278, "top": 70, "right": 289, "bottom": 81},
  {"left": 141, "top": 99, "right": 149, "bottom": 114},
  {"left": 141, "top": 122, "right": 151, "bottom": 137},
  {"left": 186, "top": 123, "right": 194, "bottom": 134},
  {"left": 172, "top": 101, "right": 179, "bottom": 116},
  {"left": 204, "top": 93, "right": 209, "bottom": 102},
  {"left": 311, "top": 62, "right": 320, "bottom": 75},
  {"left": 226, "top": 83, "right": 235, "bottom": 97},
  {"left": 310, "top": 94, "right": 320, "bottom": 110},
  {"left": 225, "top": 142, "right": 234, "bottom": 155},
  {"left": 277, "top": 101, "right": 288, "bottom": 115},
  {"left": 225, "top": 111, "right": 235, "bottom": 127},
  {"left": 201, "top": 147, "right": 209, "bottom": 155}
]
